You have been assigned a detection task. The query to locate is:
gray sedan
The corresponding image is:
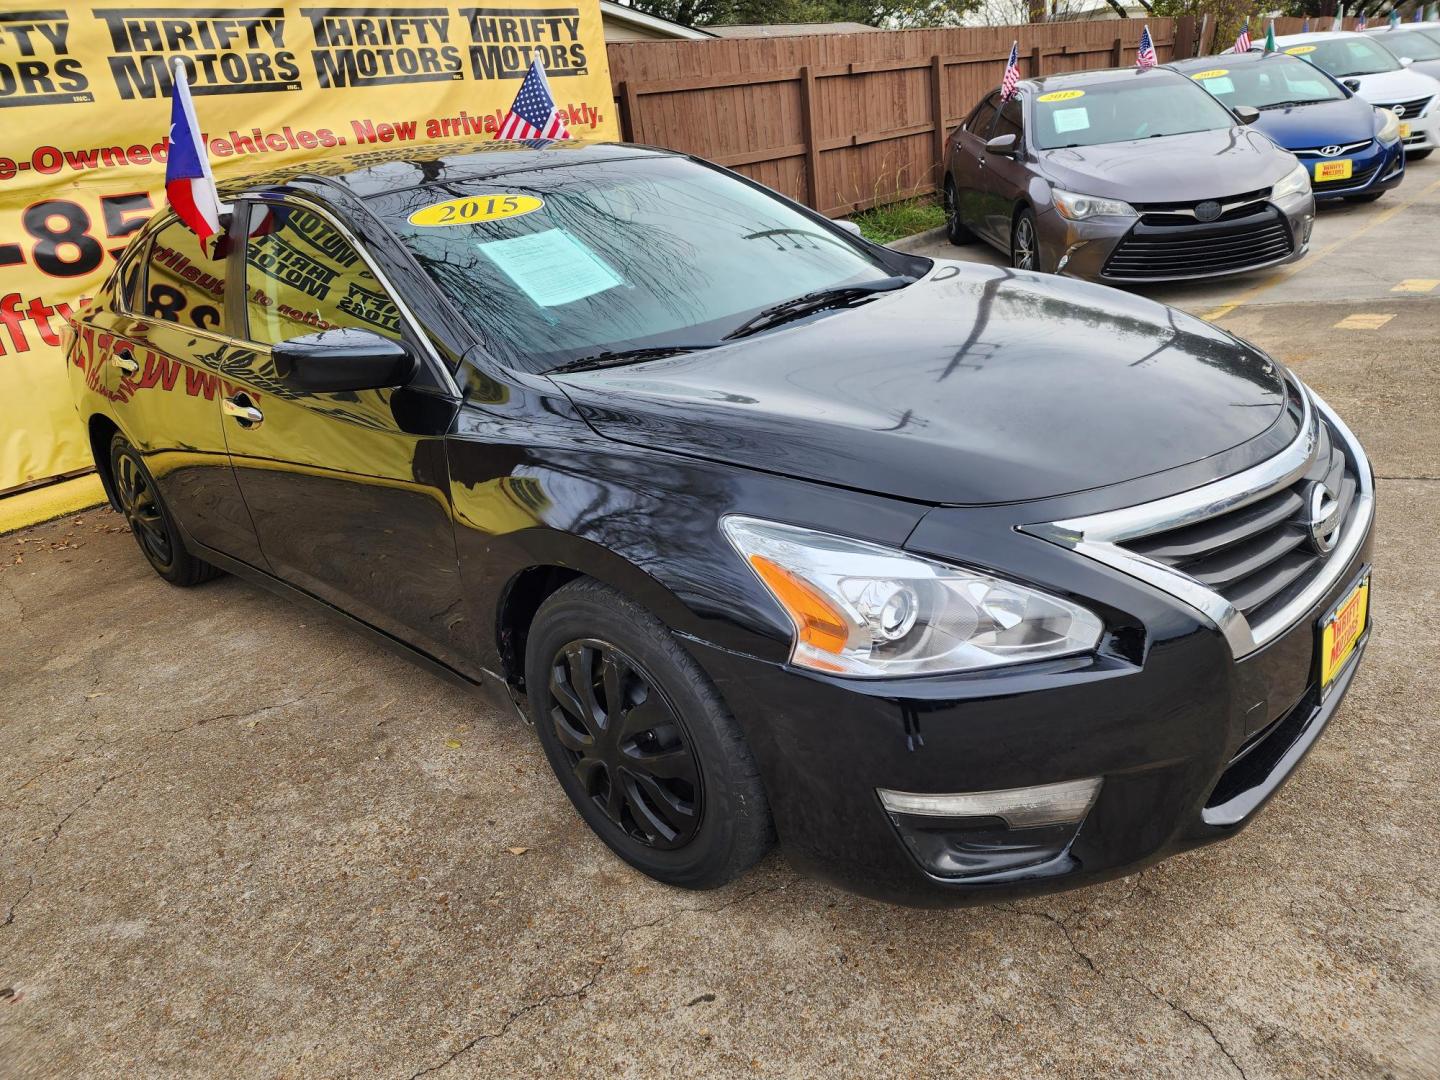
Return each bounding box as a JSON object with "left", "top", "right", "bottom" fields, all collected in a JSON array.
[{"left": 942, "top": 67, "right": 1316, "bottom": 283}]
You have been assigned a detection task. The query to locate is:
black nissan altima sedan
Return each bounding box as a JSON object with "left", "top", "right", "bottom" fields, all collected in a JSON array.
[{"left": 67, "top": 140, "right": 1374, "bottom": 906}]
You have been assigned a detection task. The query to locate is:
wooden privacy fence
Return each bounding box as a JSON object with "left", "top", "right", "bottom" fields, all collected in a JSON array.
[{"left": 609, "top": 18, "right": 1199, "bottom": 218}]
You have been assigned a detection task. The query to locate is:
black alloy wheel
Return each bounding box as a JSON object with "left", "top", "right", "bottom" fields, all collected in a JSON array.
[
  {"left": 526, "top": 579, "right": 773, "bottom": 889},
  {"left": 1012, "top": 208, "right": 1040, "bottom": 271},
  {"left": 547, "top": 639, "right": 702, "bottom": 850},
  {"left": 108, "top": 433, "right": 220, "bottom": 586},
  {"left": 114, "top": 448, "right": 172, "bottom": 568}
]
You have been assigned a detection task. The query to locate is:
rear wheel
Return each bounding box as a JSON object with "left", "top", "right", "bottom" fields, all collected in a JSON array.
[
  {"left": 1011, "top": 208, "right": 1041, "bottom": 272},
  {"left": 109, "top": 434, "right": 220, "bottom": 587},
  {"left": 525, "top": 579, "right": 773, "bottom": 889},
  {"left": 1406, "top": 148, "right": 1432, "bottom": 161},
  {"left": 944, "top": 177, "right": 974, "bottom": 245}
]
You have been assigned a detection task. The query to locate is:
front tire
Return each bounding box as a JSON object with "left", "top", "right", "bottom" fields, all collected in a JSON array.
[
  {"left": 525, "top": 579, "right": 773, "bottom": 890},
  {"left": 109, "top": 434, "right": 220, "bottom": 587},
  {"left": 1011, "top": 207, "right": 1041, "bottom": 271}
]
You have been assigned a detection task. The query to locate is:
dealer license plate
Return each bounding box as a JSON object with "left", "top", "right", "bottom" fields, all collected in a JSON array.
[
  {"left": 1399, "top": 122, "right": 1411, "bottom": 139},
  {"left": 1313, "top": 159, "right": 1353, "bottom": 182},
  {"left": 1320, "top": 574, "right": 1369, "bottom": 691}
]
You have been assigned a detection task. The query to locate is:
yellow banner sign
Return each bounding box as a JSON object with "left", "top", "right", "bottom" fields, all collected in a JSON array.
[{"left": 0, "top": 1, "right": 617, "bottom": 494}]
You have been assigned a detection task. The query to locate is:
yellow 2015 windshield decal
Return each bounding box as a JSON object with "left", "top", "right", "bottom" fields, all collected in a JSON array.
[
  {"left": 1037, "top": 89, "right": 1085, "bottom": 103},
  {"left": 1285, "top": 45, "right": 1317, "bottom": 55},
  {"left": 408, "top": 194, "right": 544, "bottom": 227},
  {"left": 1191, "top": 68, "right": 1230, "bottom": 80}
]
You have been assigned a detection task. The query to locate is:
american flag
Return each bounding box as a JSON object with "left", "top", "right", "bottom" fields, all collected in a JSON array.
[
  {"left": 1233, "top": 20, "right": 1251, "bottom": 54},
  {"left": 1356, "top": 10, "right": 1367, "bottom": 29},
  {"left": 1136, "top": 24, "right": 1158, "bottom": 68},
  {"left": 495, "top": 59, "right": 571, "bottom": 141},
  {"left": 1000, "top": 40, "right": 1020, "bottom": 102},
  {"left": 1302, "top": 16, "right": 1311, "bottom": 31}
]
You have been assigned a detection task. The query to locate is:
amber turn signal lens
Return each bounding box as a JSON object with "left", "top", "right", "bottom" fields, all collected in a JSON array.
[{"left": 748, "top": 554, "right": 851, "bottom": 655}]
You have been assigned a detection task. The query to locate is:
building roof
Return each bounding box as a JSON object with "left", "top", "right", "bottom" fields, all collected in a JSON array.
[
  {"left": 707, "top": 22, "right": 877, "bottom": 37},
  {"left": 599, "top": 1, "right": 715, "bottom": 40}
]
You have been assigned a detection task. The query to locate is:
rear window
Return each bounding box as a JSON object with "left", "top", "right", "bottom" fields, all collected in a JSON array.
[{"left": 1031, "top": 76, "right": 1239, "bottom": 150}]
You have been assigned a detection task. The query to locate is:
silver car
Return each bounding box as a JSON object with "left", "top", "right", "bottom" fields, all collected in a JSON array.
[{"left": 942, "top": 66, "right": 1316, "bottom": 283}]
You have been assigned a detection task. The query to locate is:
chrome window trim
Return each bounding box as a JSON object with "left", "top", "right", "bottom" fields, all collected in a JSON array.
[
  {"left": 1021, "top": 385, "right": 1374, "bottom": 658},
  {"left": 241, "top": 192, "right": 464, "bottom": 400}
]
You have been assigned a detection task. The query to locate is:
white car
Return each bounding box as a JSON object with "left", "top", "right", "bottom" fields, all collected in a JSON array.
[
  {"left": 1366, "top": 23, "right": 1440, "bottom": 84},
  {"left": 1270, "top": 30, "right": 1440, "bottom": 158}
]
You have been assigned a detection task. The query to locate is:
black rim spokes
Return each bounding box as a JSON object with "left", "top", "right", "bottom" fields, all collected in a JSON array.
[
  {"left": 548, "top": 640, "right": 701, "bottom": 850},
  {"left": 116, "top": 454, "right": 171, "bottom": 564}
]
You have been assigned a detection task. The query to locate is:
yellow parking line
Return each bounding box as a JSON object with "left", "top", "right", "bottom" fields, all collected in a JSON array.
[
  {"left": 1333, "top": 313, "right": 1395, "bottom": 330},
  {"left": 1392, "top": 279, "right": 1439, "bottom": 293},
  {"left": 1203, "top": 174, "right": 1440, "bottom": 322}
]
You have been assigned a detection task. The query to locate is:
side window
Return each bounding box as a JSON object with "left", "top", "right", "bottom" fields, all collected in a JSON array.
[
  {"left": 992, "top": 97, "right": 1024, "bottom": 145},
  {"left": 965, "top": 93, "right": 1001, "bottom": 136},
  {"left": 143, "top": 218, "right": 227, "bottom": 332},
  {"left": 242, "top": 203, "right": 404, "bottom": 347},
  {"left": 113, "top": 235, "right": 149, "bottom": 313}
]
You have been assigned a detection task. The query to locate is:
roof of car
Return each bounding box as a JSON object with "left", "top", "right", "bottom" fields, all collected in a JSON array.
[
  {"left": 1366, "top": 21, "right": 1440, "bottom": 32},
  {"left": 216, "top": 140, "right": 675, "bottom": 202},
  {"left": 1019, "top": 65, "right": 1188, "bottom": 94},
  {"left": 1272, "top": 30, "right": 1363, "bottom": 44},
  {"left": 1168, "top": 51, "right": 1291, "bottom": 70}
]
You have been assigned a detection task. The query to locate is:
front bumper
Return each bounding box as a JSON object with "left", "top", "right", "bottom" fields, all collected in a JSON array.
[
  {"left": 1038, "top": 195, "right": 1314, "bottom": 284},
  {"left": 687, "top": 528, "right": 1372, "bottom": 907},
  {"left": 1303, "top": 139, "right": 1407, "bottom": 201}
]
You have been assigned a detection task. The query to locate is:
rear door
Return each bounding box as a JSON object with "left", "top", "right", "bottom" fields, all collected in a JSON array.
[
  {"left": 78, "top": 213, "right": 265, "bottom": 565},
  {"left": 951, "top": 93, "right": 1001, "bottom": 241},
  {"left": 979, "top": 94, "right": 1031, "bottom": 247},
  {"left": 218, "top": 196, "right": 471, "bottom": 671}
]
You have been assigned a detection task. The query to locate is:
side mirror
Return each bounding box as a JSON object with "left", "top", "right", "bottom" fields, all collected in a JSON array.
[
  {"left": 834, "top": 220, "right": 864, "bottom": 238},
  {"left": 1233, "top": 105, "right": 1261, "bottom": 125},
  {"left": 1343, "top": 78, "right": 1362, "bottom": 91},
  {"left": 1400, "top": 57, "right": 1414, "bottom": 67},
  {"left": 272, "top": 328, "right": 417, "bottom": 393},
  {"left": 985, "top": 133, "right": 1019, "bottom": 156}
]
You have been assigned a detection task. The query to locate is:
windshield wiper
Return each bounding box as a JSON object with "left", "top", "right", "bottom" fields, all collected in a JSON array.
[
  {"left": 1259, "top": 99, "right": 1319, "bottom": 110},
  {"left": 722, "top": 276, "right": 910, "bottom": 341},
  {"left": 546, "top": 344, "right": 718, "bottom": 374}
]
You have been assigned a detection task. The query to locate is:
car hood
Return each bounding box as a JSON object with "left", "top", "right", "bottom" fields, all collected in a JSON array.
[
  {"left": 1253, "top": 96, "right": 1377, "bottom": 147},
  {"left": 1034, "top": 127, "right": 1296, "bottom": 202},
  {"left": 1348, "top": 66, "right": 1440, "bottom": 101},
  {"left": 552, "top": 262, "right": 1289, "bottom": 506}
]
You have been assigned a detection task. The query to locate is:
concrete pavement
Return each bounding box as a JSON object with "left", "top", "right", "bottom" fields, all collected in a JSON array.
[{"left": 2, "top": 161, "right": 1438, "bottom": 1079}]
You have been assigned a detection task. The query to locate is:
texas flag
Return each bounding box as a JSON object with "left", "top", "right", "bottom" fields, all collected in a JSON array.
[{"left": 165, "top": 60, "right": 225, "bottom": 241}]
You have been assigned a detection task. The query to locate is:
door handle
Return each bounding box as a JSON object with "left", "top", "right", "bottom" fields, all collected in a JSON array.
[
  {"left": 222, "top": 394, "right": 263, "bottom": 428},
  {"left": 111, "top": 347, "right": 139, "bottom": 376}
]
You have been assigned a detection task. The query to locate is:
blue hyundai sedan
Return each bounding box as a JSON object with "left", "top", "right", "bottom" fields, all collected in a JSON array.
[{"left": 1170, "top": 51, "right": 1405, "bottom": 203}]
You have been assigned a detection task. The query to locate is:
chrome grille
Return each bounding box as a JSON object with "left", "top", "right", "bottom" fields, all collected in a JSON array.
[
  {"left": 1022, "top": 384, "right": 1375, "bottom": 658},
  {"left": 1118, "top": 418, "right": 1358, "bottom": 627},
  {"left": 1292, "top": 140, "right": 1372, "bottom": 157},
  {"left": 1374, "top": 94, "right": 1433, "bottom": 117}
]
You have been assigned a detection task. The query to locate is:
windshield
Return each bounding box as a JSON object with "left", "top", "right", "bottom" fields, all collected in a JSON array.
[
  {"left": 1285, "top": 37, "right": 1401, "bottom": 77},
  {"left": 1031, "top": 77, "right": 1240, "bottom": 149},
  {"left": 1372, "top": 29, "right": 1440, "bottom": 61},
  {"left": 1187, "top": 56, "right": 1346, "bottom": 108},
  {"left": 369, "top": 156, "right": 901, "bottom": 370}
]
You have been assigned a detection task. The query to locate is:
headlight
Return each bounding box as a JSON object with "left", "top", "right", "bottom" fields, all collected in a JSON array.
[
  {"left": 1271, "top": 162, "right": 1311, "bottom": 201},
  {"left": 1050, "top": 188, "right": 1138, "bottom": 221},
  {"left": 1375, "top": 107, "right": 1402, "bottom": 144},
  {"left": 721, "top": 516, "right": 1104, "bottom": 678}
]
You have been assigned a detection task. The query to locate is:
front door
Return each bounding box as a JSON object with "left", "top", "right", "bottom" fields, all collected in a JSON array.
[
  {"left": 979, "top": 94, "right": 1031, "bottom": 251},
  {"left": 218, "top": 197, "right": 470, "bottom": 671},
  {"left": 951, "top": 92, "right": 1001, "bottom": 242}
]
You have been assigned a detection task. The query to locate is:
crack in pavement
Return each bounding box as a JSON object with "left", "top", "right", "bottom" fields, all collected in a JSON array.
[
  {"left": 999, "top": 904, "right": 1249, "bottom": 1080},
  {"left": 404, "top": 876, "right": 795, "bottom": 1078},
  {"left": 163, "top": 692, "right": 335, "bottom": 736},
  {"left": 2, "top": 771, "right": 124, "bottom": 931},
  {"left": 1376, "top": 475, "right": 1440, "bottom": 482}
]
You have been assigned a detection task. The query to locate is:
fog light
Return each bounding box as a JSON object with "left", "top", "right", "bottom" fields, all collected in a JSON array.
[
  {"left": 878, "top": 777, "right": 1101, "bottom": 828},
  {"left": 879, "top": 778, "right": 1103, "bottom": 879}
]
